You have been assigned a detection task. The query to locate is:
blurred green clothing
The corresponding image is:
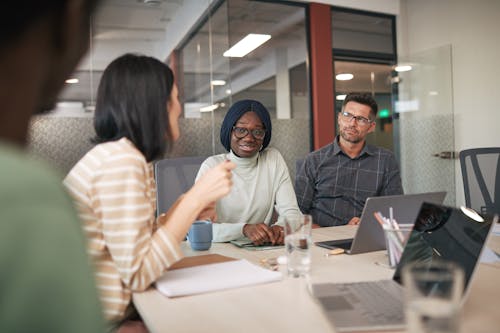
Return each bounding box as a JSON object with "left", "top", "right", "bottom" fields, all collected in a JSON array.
[{"left": 0, "top": 142, "right": 105, "bottom": 333}]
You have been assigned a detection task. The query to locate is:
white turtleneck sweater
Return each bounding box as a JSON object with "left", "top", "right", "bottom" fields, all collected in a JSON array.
[{"left": 195, "top": 148, "right": 302, "bottom": 242}]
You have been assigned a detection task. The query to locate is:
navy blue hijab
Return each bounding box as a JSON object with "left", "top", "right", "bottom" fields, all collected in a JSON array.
[{"left": 220, "top": 99, "right": 272, "bottom": 152}]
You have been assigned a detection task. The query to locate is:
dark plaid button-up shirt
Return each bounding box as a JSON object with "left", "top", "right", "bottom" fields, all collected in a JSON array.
[{"left": 295, "top": 136, "right": 403, "bottom": 227}]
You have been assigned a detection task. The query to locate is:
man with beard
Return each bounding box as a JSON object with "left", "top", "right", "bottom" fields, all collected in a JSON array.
[
  {"left": 295, "top": 93, "right": 403, "bottom": 227},
  {"left": 0, "top": 1, "right": 105, "bottom": 332}
]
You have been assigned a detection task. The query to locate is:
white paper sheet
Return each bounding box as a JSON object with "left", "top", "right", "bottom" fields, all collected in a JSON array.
[
  {"left": 480, "top": 247, "right": 500, "bottom": 264},
  {"left": 156, "top": 259, "right": 282, "bottom": 297},
  {"left": 492, "top": 223, "right": 500, "bottom": 235}
]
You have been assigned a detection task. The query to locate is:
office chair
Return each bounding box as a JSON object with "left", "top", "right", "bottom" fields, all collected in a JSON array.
[
  {"left": 154, "top": 156, "right": 207, "bottom": 217},
  {"left": 459, "top": 147, "right": 500, "bottom": 216}
]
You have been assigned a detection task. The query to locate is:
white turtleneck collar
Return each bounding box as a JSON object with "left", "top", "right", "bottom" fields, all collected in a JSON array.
[{"left": 228, "top": 149, "right": 260, "bottom": 168}]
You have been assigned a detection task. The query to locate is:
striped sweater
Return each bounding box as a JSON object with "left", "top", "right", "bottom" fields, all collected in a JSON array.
[{"left": 63, "top": 137, "right": 183, "bottom": 321}]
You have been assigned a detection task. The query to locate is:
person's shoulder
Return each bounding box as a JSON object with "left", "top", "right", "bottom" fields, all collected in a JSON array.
[
  {"left": 260, "top": 147, "right": 287, "bottom": 165},
  {"left": 305, "top": 142, "right": 335, "bottom": 161},
  {"left": 96, "top": 138, "right": 147, "bottom": 167},
  {"left": 262, "top": 147, "right": 284, "bottom": 159},
  {"left": 368, "top": 144, "right": 396, "bottom": 157},
  {"left": 0, "top": 142, "right": 61, "bottom": 185},
  {"left": 0, "top": 142, "right": 73, "bottom": 204},
  {"left": 202, "top": 153, "right": 227, "bottom": 167}
]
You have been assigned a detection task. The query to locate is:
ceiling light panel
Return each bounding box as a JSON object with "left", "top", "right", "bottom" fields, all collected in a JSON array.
[{"left": 223, "top": 34, "right": 271, "bottom": 58}]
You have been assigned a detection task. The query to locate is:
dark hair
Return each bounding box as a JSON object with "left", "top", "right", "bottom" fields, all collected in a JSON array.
[
  {"left": 220, "top": 99, "right": 272, "bottom": 152},
  {"left": 93, "top": 53, "right": 175, "bottom": 162},
  {"left": 0, "top": 1, "right": 100, "bottom": 49},
  {"left": 342, "top": 93, "right": 378, "bottom": 119}
]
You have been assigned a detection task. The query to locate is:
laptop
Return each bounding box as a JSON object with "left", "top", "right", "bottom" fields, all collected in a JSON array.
[
  {"left": 315, "top": 192, "right": 446, "bottom": 254},
  {"left": 312, "top": 202, "right": 497, "bottom": 332}
]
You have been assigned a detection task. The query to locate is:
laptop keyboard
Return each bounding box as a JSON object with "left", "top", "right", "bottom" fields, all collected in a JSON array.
[
  {"left": 336, "top": 280, "right": 405, "bottom": 325},
  {"left": 313, "top": 280, "right": 405, "bottom": 331}
]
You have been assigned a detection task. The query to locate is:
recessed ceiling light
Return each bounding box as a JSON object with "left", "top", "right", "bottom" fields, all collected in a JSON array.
[
  {"left": 336, "top": 94, "right": 347, "bottom": 101},
  {"left": 335, "top": 73, "right": 353, "bottom": 81},
  {"left": 211, "top": 80, "right": 226, "bottom": 86},
  {"left": 141, "top": 0, "right": 162, "bottom": 7},
  {"left": 394, "top": 65, "right": 412, "bottom": 72},
  {"left": 200, "top": 104, "right": 219, "bottom": 112},
  {"left": 223, "top": 34, "right": 271, "bottom": 58},
  {"left": 65, "top": 78, "right": 79, "bottom": 84}
]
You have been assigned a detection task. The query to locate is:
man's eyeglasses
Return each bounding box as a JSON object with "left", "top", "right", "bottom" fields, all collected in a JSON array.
[
  {"left": 232, "top": 126, "right": 266, "bottom": 140},
  {"left": 340, "top": 111, "right": 373, "bottom": 126}
]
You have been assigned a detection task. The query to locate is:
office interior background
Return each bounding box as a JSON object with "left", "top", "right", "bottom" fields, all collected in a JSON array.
[{"left": 27, "top": 0, "right": 500, "bottom": 210}]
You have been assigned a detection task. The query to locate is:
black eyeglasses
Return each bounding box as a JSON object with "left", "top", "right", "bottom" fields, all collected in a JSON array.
[
  {"left": 340, "top": 111, "right": 373, "bottom": 126},
  {"left": 232, "top": 126, "right": 266, "bottom": 140}
]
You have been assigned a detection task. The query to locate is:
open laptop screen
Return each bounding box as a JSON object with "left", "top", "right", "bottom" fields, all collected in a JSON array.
[{"left": 393, "top": 202, "right": 495, "bottom": 292}]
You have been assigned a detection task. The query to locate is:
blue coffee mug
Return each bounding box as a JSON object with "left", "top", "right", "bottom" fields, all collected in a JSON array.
[{"left": 187, "top": 220, "right": 213, "bottom": 251}]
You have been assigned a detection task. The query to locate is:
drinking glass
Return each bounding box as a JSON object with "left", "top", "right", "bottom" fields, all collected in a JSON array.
[
  {"left": 284, "top": 214, "right": 312, "bottom": 277},
  {"left": 403, "top": 260, "right": 464, "bottom": 333}
]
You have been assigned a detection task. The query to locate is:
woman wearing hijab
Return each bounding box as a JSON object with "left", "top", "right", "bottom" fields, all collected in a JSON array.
[{"left": 195, "top": 99, "right": 302, "bottom": 245}]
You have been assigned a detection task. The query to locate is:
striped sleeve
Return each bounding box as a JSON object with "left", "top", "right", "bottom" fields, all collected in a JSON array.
[{"left": 94, "top": 151, "right": 182, "bottom": 292}]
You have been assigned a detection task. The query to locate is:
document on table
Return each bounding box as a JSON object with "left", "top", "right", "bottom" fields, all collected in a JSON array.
[
  {"left": 156, "top": 259, "right": 282, "bottom": 297},
  {"left": 480, "top": 247, "right": 500, "bottom": 263},
  {"left": 492, "top": 223, "right": 500, "bottom": 235}
]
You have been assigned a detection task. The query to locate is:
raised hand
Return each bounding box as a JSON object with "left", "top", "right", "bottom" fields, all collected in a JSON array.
[
  {"left": 188, "top": 160, "right": 235, "bottom": 207},
  {"left": 197, "top": 202, "right": 217, "bottom": 221}
]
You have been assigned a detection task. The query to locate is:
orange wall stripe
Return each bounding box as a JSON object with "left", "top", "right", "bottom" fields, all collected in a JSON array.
[{"left": 309, "top": 3, "right": 335, "bottom": 150}]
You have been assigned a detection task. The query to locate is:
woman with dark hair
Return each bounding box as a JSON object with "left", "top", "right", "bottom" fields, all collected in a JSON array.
[
  {"left": 64, "top": 54, "right": 234, "bottom": 332},
  {"left": 195, "top": 99, "right": 302, "bottom": 245}
]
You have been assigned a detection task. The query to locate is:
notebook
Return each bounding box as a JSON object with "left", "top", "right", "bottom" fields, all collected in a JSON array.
[
  {"left": 156, "top": 255, "right": 281, "bottom": 297},
  {"left": 315, "top": 192, "right": 446, "bottom": 254},
  {"left": 312, "top": 202, "right": 497, "bottom": 332}
]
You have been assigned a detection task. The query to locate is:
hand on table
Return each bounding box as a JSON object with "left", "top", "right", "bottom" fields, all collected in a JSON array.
[
  {"left": 243, "top": 223, "right": 275, "bottom": 245},
  {"left": 269, "top": 225, "right": 285, "bottom": 245},
  {"left": 347, "top": 217, "right": 360, "bottom": 225}
]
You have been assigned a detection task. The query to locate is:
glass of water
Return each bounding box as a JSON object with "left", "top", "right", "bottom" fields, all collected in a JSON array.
[
  {"left": 284, "top": 214, "right": 312, "bottom": 278},
  {"left": 403, "top": 260, "right": 464, "bottom": 333}
]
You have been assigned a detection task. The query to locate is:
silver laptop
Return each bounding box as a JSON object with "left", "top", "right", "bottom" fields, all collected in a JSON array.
[
  {"left": 312, "top": 202, "right": 497, "bottom": 332},
  {"left": 315, "top": 192, "right": 446, "bottom": 254}
]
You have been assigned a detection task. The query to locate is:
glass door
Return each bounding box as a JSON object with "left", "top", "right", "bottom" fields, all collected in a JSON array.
[
  {"left": 334, "top": 61, "right": 395, "bottom": 151},
  {"left": 394, "top": 45, "right": 455, "bottom": 206}
]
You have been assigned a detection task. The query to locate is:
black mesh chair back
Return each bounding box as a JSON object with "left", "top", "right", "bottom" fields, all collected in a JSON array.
[
  {"left": 154, "top": 156, "right": 206, "bottom": 216},
  {"left": 459, "top": 147, "right": 500, "bottom": 216}
]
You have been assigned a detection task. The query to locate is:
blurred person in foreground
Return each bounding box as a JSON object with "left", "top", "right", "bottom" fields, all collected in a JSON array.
[{"left": 0, "top": 1, "right": 105, "bottom": 332}]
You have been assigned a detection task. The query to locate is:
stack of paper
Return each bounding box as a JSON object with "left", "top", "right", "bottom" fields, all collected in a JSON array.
[{"left": 156, "top": 259, "right": 282, "bottom": 297}]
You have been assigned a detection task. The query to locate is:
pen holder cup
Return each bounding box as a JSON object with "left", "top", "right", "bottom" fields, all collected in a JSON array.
[{"left": 383, "top": 225, "right": 413, "bottom": 268}]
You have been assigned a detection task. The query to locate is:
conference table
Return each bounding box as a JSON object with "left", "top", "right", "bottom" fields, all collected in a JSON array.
[{"left": 133, "top": 225, "right": 500, "bottom": 333}]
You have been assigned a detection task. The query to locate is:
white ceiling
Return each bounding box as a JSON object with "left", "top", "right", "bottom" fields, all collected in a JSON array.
[{"left": 58, "top": 0, "right": 393, "bottom": 108}]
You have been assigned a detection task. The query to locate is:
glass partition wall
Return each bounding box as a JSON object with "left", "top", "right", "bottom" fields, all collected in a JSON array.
[
  {"left": 175, "top": 0, "right": 310, "bottom": 178},
  {"left": 28, "top": 0, "right": 310, "bottom": 181},
  {"left": 329, "top": 8, "right": 455, "bottom": 205},
  {"left": 331, "top": 8, "right": 397, "bottom": 152}
]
